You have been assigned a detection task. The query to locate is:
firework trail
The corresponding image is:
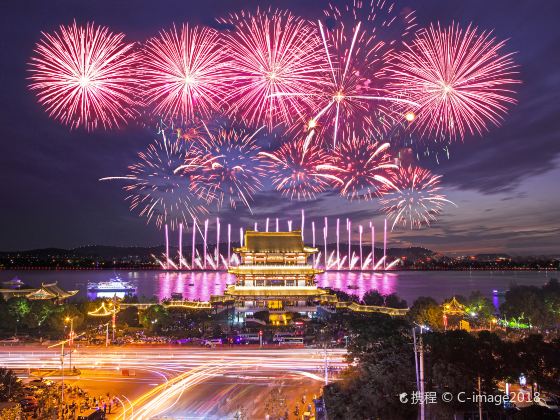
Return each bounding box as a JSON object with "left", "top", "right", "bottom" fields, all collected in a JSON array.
[
  {"left": 260, "top": 138, "right": 342, "bottom": 200},
  {"left": 101, "top": 132, "right": 213, "bottom": 230},
  {"left": 323, "top": 0, "right": 418, "bottom": 41},
  {"left": 388, "top": 22, "right": 519, "bottom": 140},
  {"left": 142, "top": 24, "right": 230, "bottom": 122},
  {"left": 218, "top": 8, "right": 325, "bottom": 130},
  {"left": 332, "top": 136, "right": 397, "bottom": 200},
  {"left": 192, "top": 125, "right": 266, "bottom": 210},
  {"left": 28, "top": 21, "right": 140, "bottom": 131},
  {"left": 286, "top": 1, "right": 418, "bottom": 148},
  {"left": 380, "top": 165, "right": 456, "bottom": 230}
]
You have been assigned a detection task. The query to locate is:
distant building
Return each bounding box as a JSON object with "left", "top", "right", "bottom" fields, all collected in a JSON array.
[{"left": 0, "top": 282, "right": 78, "bottom": 303}]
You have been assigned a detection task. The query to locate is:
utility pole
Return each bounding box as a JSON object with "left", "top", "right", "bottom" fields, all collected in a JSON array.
[
  {"left": 60, "top": 340, "right": 65, "bottom": 406},
  {"left": 413, "top": 325, "right": 426, "bottom": 420},
  {"left": 478, "top": 375, "right": 483, "bottom": 420},
  {"left": 324, "top": 344, "right": 329, "bottom": 386},
  {"left": 419, "top": 334, "right": 425, "bottom": 420}
]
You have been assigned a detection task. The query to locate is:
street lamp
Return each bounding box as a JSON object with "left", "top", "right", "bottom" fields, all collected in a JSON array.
[{"left": 65, "top": 316, "right": 75, "bottom": 346}]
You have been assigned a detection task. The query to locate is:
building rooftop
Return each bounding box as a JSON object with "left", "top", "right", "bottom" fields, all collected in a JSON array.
[
  {"left": 228, "top": 265, "right": 323, "bottom": 275},
  {"left": 234, "top": 230, "right": 318, "bottom": 253}
]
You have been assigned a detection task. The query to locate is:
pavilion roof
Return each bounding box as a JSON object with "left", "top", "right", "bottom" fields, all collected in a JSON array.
[
  {"left": 443, "top": 296, "right": 466, "bottom": 315},
  {"left": 234, "top": 230, "right": 318, "bottom": 253}
]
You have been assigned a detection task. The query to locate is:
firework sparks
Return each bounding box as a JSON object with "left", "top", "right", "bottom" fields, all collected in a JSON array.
[
  {"left": 287, "top": 1, "right": 418, "bottom": 147},
  {"left": 28, "top": 21, "right": 139, "bottom": 131},
  {"left": 260, "top": 138, "right": 342, "bottom": 200},
  {"left": 218, "top": 8, "right": 325, "bottom": 130},
  {"left": 380, "top": 165, "right": 456, "bottom": 230},
  {"left": 101, "top": 132, "right": 212, "bottom": 230},
  {"left": 142, "top": 24, "right": 230, "bottom": 122},
  {"left": 192, "top": 125, "right": 265, "bottom": 209},
  {"left": 388, "top": 22, "right": 519, "bottom": 140},
  {"left": 332, "top": 136, "right": 397, "bottom": 200}
]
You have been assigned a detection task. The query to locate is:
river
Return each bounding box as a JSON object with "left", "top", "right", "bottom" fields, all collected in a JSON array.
[{"left": 0, "top": 270, "right": 556, "bottom": 305}]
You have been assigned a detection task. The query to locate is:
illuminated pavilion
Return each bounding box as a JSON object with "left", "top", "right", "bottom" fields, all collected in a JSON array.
[
  {"left": 223, "top": 230, "right": 335, "bottom": 325},
  {"left": 0, "top": 282, "right": 78, "bottom": 303}
]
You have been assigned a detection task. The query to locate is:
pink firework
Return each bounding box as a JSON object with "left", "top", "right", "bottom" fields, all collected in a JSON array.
[
  {"left": 332, "top": 136, "right": 397, "bottom": 200},
  {"left": 260, "top": 139, "right": 342, "bottom": 201},
  {"left": 388, "top": 23, "right": 520, "bottom": 140},
  {"left": 192, "top": 126, "right": 265, "bottom": 209},
  {"left": 323, "top": 0, "right": 417, "bottom": 61},
  {"left": 142, "top": 24, "right": 230, "bottom": 122},
  {"left": 295, "top": 1, "right": 418, "bottom": 147},
  {"left": 218, "top": 9, "right": 325, "bottom": 130},
  {"left": 101, "top": 132, "right": 212, "bottom": 230},
  {"left": 28, "top": 21, "right": 139, "bottom": 131},
  {"left": 380, "top": 166, "right": 456, "bottom": 230}
]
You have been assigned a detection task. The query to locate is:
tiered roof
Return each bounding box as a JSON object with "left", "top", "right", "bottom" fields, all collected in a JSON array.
[{"left": 234, "top": 230, "right": 318, "bottom": 254}]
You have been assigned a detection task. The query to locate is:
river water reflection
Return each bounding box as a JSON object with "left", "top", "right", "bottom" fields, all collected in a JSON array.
[{"left": 0, "top": 270, "right": 555, "bottom": 305}]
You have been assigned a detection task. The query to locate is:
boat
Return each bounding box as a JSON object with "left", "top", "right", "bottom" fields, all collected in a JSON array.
[
  {"left": 88, "top": 276, "right": 135, "bottom": 293},
  {"left": 1, "top": 277, "right": 25, "bottom": 289},
  {"left": 347, "top": 285, "right": 359, "bottom": 290}
]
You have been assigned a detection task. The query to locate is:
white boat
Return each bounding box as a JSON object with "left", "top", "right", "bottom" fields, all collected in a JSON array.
[
  {"left": 88, "top": 276, "right": 135, "bottom": 293},
  {"left": 1, "top": 277, "right": 25, "bottom": 289}
]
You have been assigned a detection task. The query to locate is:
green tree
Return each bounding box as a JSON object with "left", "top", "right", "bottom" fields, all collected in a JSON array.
[
  {"left": 361, "top": 290, "right": 384, "bottom": 306},
  {"left": 385, "top": 293, "right": 408, "bottom": 309},
  {"left": 500, "top": 285, "right": 549, "bottom": 327},
  {"left": 7, "top": 298, "right": 30, "bottom": 334},
  {"left": 139, "top": 305, "right": 169, "bottom": 332},
  {"left": 407, "top": 297, "right": 444, "bottom": 330},
  {"left": 465, "top": 291, "right": 495, "bottom": 326},
  {"left": 324, "top": 313, "right": 417, "bottom": 420}
]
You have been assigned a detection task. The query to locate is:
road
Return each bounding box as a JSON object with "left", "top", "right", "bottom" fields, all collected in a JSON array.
[{"left": 0, "top": 345, "right": 347, "bottom": 419}]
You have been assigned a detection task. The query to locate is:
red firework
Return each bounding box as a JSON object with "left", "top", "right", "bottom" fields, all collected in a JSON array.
[
  {"left": 28, "top": 21, "right": 139, "bottom": 131},
  {"left": 295, "top": 1, "right": 418, "bottom": 147},
  {"left": 218, "top": 9, "right": 325, "bottom": 130},
  {"left": 192, "top": 126, "right": 265, "bottom": 209},
  {"left": 260, "top": 139, "right": 342, "bottom": 201},
  {"left": 380, "top": 166, "right": 456, "bottom": 230},
  {"left": 142, "top": 24, "right": 230, "bottom": 122},
  {"left": 332, "top": 136, "right": 397, "bottom": 200},
  {"left": 388, "top": 23, "right": 520, "bottom": 140}
]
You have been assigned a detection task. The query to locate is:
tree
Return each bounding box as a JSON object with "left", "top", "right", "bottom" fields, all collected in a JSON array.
[
  {"left": 385, "top": 293, "right": 408, "bottom": 309},
  {"left": 324, "top": 313, "right": 417, "bottom": 419},
  {"left": 0, "top": 368, "right": 22, "bottom": 401},
  {"left": 139, "top": 305, "right": 170, "bottom": 333},
  {"left": 0, "top": 404, "right": 22, "bottom": 420},
  {"left": 7, "top": 298, "right": 30, "bottom": 334},
  {"left": 500, "top": 285, "right": 550, "bottom": 327},
  {"left": 361, "top": 290, "right": 384, "bottom": 306},
  {"left": 407, "top": 297, "right": 444, "bottom": 330}
]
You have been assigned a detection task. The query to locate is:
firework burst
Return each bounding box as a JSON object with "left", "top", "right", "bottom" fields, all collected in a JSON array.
[
  {"left": 380, "top": 166, "right": 456, "bottom": 229},
  {"left": 260, "top": 138, "right": 342, "bottom": 200},
  {"left": 388, "top": 22, "right": 519, "bottom": 140},
  {"left": 332, "top": 136, "right": 397, "bottom": 200},
  {"left": 28, "top": 21, "right": 140, "bottom": 131},
  {"left": 101, "top": 132, "right": 212, "bottom": 230},
  {"left": 218, "top": 9, "right": 325, "bottom": 130},
  {"left": 142, "top": 24, "right": 230, "bottom": 122},
  {"left": 192, "top": 125, "right": 265, "bottom": 209}
]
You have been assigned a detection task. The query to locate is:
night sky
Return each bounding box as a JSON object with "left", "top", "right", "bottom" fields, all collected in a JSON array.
[{"left": 1, "top": 0, "right": 559, "bottom": 255}]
